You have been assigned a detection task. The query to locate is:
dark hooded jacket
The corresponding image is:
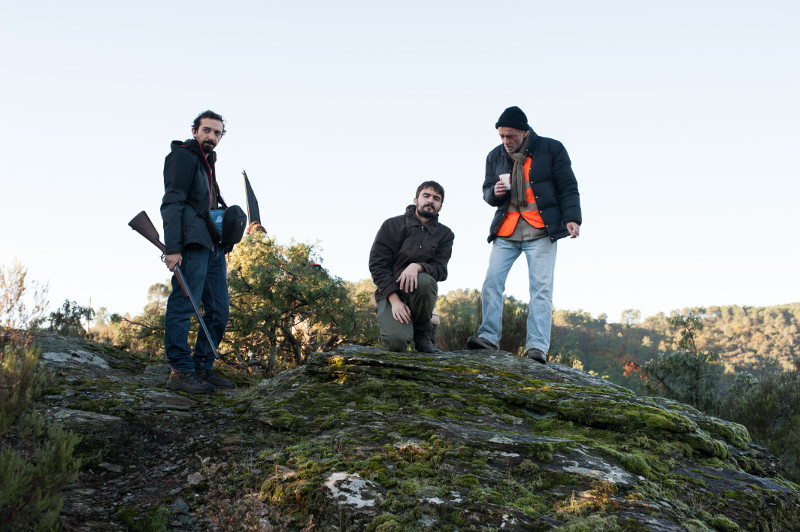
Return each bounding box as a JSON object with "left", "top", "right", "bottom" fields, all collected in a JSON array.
[
  {"left": 369, "top": 205, "right": 455, "bottom": 303},
  {"left": 161, "top": 139, "right": 223, "bottom": 255},
  {"left": 483, "top": 129, "right": 581, "bottom": 242}
]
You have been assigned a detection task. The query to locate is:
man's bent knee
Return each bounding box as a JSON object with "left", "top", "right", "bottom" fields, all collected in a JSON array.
[
  {"left": 417, "top": 272, "right": 437, "bottom": 292},
  {"left": 381, "top": 334, "right": 411, "bottom": 352}
]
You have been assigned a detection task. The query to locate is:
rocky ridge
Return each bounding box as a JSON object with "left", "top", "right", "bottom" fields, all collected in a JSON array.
[{"left": 33, "top": 335, "right": 800, "bottom": 530}]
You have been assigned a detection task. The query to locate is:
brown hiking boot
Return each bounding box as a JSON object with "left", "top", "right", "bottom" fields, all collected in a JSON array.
[
  {"left": 166, "top": 370, "right": 216, "bottom": 394},
  {"left": 196, "top": 369, "right": 236, "bottom": 389}
]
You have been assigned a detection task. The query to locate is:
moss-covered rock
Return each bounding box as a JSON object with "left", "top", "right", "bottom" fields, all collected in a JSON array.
[
  {"left": 242, "top": 346, "right": 800, "bottom": 530},
  {"left": 34, "top": 334, "right": 800, "bottom": 531}
]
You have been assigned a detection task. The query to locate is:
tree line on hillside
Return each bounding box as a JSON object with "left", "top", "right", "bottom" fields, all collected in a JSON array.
[
  {"left": 550, "top": 302, "right": 800, "bottom": 388},
  {"left": 3, "top": 245, "right": 800, "bottom": 486}
]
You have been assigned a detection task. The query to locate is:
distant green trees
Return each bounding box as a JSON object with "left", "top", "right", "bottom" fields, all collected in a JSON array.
[
  {"left": 720, "top": 360, "right": 800, "bottom": 479},
  {"left": 634, "top": 313, "right": 800, "bottom": 482},
  {"left": 547, "top": 304, "right": 800, "bottom": 387},
  {"left": 47, "top": 300, "right": 95, "bottom": 338},
  {"left": 343, "top": 278, "right": 380, "bottom": 348},
  {"left": 92, "top": 282, "right": 169, "bottom": 356},
  {"left": 641, "top": 315, "right": 723, "bottom": 412},
  {"left": 435, "top": 296, "right": 800, "bottom": 481},
  {"left": 434, "top": 289, "right": 481, "bottom": 351},
  {"left": 434, "top": 289, "right": 531, "bottom": 355}
]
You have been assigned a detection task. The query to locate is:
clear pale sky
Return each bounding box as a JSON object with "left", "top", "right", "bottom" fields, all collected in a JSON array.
[{"left": 2, "top": 1, "right": 798, "bottom": 323}]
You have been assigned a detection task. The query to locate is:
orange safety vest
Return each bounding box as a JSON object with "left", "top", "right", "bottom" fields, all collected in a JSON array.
[{"left": 495, "top": 157, "right": 544, "bottom": 237}]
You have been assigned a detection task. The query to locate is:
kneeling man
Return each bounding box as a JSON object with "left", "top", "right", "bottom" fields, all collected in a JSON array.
[{"left": 369, "top": 181, "right": 454, "bottom": 352}]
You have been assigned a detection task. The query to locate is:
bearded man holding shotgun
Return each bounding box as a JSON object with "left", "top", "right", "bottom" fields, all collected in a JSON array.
[{"left": 161, "top": 110, "right": 235, "bottom": 394}]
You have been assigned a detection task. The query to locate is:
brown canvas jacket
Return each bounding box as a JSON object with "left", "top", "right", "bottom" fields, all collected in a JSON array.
[{"left": 368, "top": 205, "right": 454, "bottom": 303}]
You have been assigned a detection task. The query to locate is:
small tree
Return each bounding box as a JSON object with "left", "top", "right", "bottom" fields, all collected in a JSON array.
[
  {"left": 642, "top": 314, "right": 722, "bottom": 411},
  {"left": 343, "top": 279, "right": 380, "bottom": 346},
  {"left": 0, "top": 261, "right": 49, "bottom": 337},
  {"left": 226, "top": 233, "right": 359, "bottom": 374},
  {"left": 48, "top": 299, "right": 95, "bottom": 338},
  {"left": 621, "top": 309, "right": 641, "bottom": 327},
  {"left": 720, "top": 360, "right": 800, "bottom": 481}
]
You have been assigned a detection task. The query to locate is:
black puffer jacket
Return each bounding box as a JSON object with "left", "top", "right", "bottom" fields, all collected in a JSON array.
[
  {"left": 161, "top": 139, "right": 222, "bottom": 255},
  {"left": 369, "top": 205, "right": 455, "bottom": 303},
  {"left": 483, "top": 129, "right": 581, "bottom": 242}
]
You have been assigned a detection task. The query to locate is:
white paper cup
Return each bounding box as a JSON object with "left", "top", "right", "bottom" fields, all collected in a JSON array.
[{"left": 499, "top": 173, "right": 511, "bottom": 190}]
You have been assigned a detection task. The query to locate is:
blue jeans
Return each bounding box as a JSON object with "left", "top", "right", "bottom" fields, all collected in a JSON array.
[
  {"left": 164, "top": 246, "right": 229, "bottom": 372},
  {"left": 477, "top": 237, "right": 557, "bottom": 352}
]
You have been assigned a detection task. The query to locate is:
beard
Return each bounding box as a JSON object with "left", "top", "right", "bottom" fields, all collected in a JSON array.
[
  {"left": 201, "top": 140, "right": 216, "bottom": 152},
  {"left": 416, "top": 205, "right": 437, "bottom": 219}
]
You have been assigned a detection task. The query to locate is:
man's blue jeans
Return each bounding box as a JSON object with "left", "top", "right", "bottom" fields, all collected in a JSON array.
[
  {"left": 164, "top": 246, "right": 229, "bottom": 372},
  {"left": 477, "top": 237, "right": 557, "bottom": 352}
]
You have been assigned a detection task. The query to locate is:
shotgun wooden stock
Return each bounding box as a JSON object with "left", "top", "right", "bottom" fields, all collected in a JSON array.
[
  {"left": 129, "top": 211, "right": 166, "bottom": 253},
  {"left": 128, "top": 210, "right": 188, "bottom": 297}
]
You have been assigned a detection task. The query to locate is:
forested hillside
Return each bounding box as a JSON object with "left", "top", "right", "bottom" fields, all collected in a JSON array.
[
  {"left": 433, "top": 289, "right": 798, "bottom": 386},
  {"left": 548, "top": 303, "right": 800, "bottom": 390}
]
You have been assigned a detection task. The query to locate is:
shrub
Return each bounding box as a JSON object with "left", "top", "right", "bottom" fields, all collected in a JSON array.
[
  {"left": 104, "top": 282, "right": 170, "bottom": 356},
  {"left": 435, "top": 290, "right": 528, "bottom": 354},
  {"left": 48, "top": 299, "right": 94, "bottom": 338},
  {"left": 435, "top": 289, "right": 482, "bottom": 351},
  {"left": 0, "top": 261, "right": 49, "bottom": 339},
  {"left": 642, "top": 315, "right": 723, "bottom": 412},
  {"left": 226, "top": 233, "right": 364, "bottom": 374},
  {"left": 720, "top": 359, "right": 800, "bottom": 482},
  {"left": 343, "top": 279, "right": 380, "bottom": 347},
  {"left": 549, "top": 344, "right": 584, "bottom": 370},
  {"left": 0, "top": 341, "right": 81, "bottom": 530}
]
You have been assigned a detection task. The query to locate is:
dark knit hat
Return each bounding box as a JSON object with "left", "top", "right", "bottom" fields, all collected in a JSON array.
[{"left": 495, "top": 106, "right": 528, "bottom": 130}]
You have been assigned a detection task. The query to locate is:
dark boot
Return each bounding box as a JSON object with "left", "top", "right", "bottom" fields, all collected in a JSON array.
[
  {"left": 525, "top": 348, "right": 547, "bottom": 364},
  {"left": 415, "top": 339, "right": 441, "bottom": 353},
  {"left": 467, "top": 336, "right": 498, "bottom": 350},
  {"left": 196, "top": 369, "right": 236, "bottom": 388},
  {"left": 167, "top": 370, "right": 216, "bottom": 394}
]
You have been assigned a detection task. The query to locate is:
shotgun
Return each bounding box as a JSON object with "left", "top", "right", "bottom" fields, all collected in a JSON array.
[{"left": 128, "top": 210, "right": 219, "bottom": 359}]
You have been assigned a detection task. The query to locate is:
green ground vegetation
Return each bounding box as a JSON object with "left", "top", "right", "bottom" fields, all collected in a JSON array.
[{"left": 0, "top": 338, "right": 81, "bottom": 530}]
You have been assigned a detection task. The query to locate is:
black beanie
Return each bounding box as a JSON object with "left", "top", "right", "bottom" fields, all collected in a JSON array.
[{"left": 495, "top": 106, "right": 528, "bottom": 130}]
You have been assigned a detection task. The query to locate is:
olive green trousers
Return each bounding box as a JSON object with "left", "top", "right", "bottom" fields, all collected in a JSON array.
[{"left": 376, "top": 273, "right": 438, "bottom": 352}]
